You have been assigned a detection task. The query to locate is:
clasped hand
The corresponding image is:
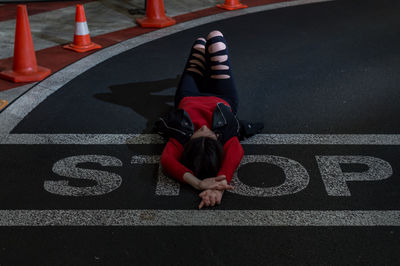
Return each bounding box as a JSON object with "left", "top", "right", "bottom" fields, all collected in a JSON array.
[
  {"left": 198, "top": 175, "right": 234, "bottom": 209},
  {"left": 198, "top": 175, "right": 233, "bottom": 191}
]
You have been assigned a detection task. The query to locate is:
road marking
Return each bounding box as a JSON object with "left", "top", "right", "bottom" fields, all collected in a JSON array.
[
  {"left": 0, "top": 210, "right": 398, "bottom": 226},
  {"left": 0, "top": 134, "right": 164, "bottom": 145},
  {"left": 0, "top": 99, "right": 7, "bottom": 111},
  {"left": 1, "top": 133, "right": 400, "bottom": 145},
  {"left": 130, "top": 155, "right": 181, "bottom": 196}
]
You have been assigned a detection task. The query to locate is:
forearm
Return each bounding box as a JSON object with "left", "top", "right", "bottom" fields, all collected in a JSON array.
[
  {"left": 161, "top": 139, "right": 193, "bottom": 183},
  {"left": 218, "top": 137, "right": 244, "bottom": 183},
  {"left": 183, "top": 172, "right": 201, "bottom": 190}
]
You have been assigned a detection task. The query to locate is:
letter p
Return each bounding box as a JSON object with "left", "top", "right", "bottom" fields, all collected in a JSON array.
[{"left": 316, "top": 156, "right": 393, "bottom": 196}]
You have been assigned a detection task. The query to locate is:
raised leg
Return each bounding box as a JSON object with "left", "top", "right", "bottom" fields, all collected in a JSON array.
[
  {"left": 174, "top": 37, "right": 207, "bottom": 107},
  {"left": 205, "top": 30, "right": 238, "bottom": 114}
]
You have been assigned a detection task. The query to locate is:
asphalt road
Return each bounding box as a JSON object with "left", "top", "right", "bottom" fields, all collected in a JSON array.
[{"left": 1, "top": 0, "right": 400, "bottom": 265}]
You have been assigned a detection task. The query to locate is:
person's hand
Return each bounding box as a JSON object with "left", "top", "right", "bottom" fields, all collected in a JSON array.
[
  {"left": 198, "top": 175, "right": 234, "bottom": 191},
  {"left": 198, "top": 189, "right": 224, "bottom": 209}
]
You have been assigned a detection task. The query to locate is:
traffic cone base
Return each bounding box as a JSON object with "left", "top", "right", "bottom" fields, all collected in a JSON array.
[
  {"left": 0, "top": 65, "right": 51, "bottom": 83},
  {"left": 136, "top": 0, "right": 176, "bottom": 28},
  {"left": 63, "top": 42, "right": 101, "bottom": 53},
  {"left": 217, "top": 2, "right": 248, "bottom": 10},
  {"left": 136, "top": 16, "right": 176, "bottom": 28}
]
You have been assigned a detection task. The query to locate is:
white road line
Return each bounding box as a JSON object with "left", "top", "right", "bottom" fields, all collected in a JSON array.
[
  {"left": 0, "top": 0, "right": 334, "bottom": 134},
  {"left": 242, "top": 134, "right": 400, "bottom": 145},
  {"left": 0, "top": 210, "right": 398, "bottom": 226},
  {"left": 1, "top": 134, "right": 400, "bottom": 145},
  {"left": 0, "top": 134, "right": 164, "bottom": 145}
]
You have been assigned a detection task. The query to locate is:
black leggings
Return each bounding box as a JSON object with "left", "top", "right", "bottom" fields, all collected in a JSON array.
[{"left": 174, "top": 31, "right": 239, "bottom": 115}]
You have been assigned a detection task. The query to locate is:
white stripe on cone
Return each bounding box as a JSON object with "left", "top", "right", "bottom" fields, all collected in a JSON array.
[{"left": 75, "top": 22, "right": 90, "bottom": 36}]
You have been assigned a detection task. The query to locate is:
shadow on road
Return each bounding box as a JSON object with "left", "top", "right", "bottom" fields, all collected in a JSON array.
[{"left": 94, "top": 75, "right": 180, "bottom": 133}]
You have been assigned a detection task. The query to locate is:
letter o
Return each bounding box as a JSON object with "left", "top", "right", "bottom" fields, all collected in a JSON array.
[{"left": 230, "top": 155, "right": 310, "bottom": 197}]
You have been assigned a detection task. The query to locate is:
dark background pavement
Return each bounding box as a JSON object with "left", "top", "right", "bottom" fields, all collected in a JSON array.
[{"left": 1, "top": 0, "right": 400, "bottom": 265}]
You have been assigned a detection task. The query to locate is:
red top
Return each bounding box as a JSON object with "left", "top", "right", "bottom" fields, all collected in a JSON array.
[{"left": 160, "top": 96, "right": 244, "bottom": 184}]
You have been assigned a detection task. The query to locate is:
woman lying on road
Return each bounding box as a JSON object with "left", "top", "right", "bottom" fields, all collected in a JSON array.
[{"left": 158, "top": 30, "right": 244, "bottom": 209}]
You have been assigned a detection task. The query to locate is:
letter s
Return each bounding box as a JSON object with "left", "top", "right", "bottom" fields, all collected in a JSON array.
[{"left": 44, "top": 155, "right": 123, "bottom": 196}]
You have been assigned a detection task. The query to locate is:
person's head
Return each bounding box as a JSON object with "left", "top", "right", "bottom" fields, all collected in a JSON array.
[{"left": 181, "top": 125, "right": 224, "bottom": 179}]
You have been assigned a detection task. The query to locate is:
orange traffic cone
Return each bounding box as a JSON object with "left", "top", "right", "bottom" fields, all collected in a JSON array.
[
  {"left": 64, "top": 4, "right": 101, "bottom": 53},
  {"left": 217, "top": 0, "right": 248, "bottom": 10},
  {"left": 136, "top": 0, "right": 176, "bottom": 28},
  {"left": 0, "top": 5, "right": 51, "bottom": 83}
]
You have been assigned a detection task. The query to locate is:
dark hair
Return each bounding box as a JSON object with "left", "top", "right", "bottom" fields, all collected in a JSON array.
[{"left": 180, "top": 137, "right": 224, "bottom": 179}]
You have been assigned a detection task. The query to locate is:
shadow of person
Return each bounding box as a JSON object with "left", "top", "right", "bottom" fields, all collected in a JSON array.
[{"left": 94, "top": 75, "right": 180, "bottom": 133}]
